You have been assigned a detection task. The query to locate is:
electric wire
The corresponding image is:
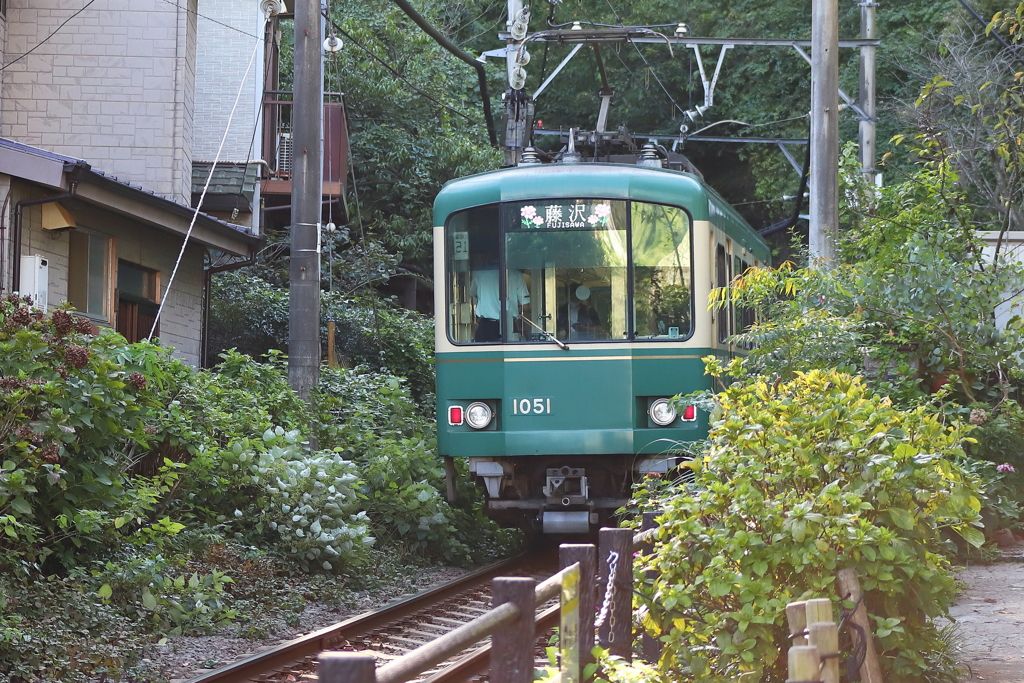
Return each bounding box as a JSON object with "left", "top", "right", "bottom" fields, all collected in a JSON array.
[
  {"left": 628, "top": 39, "right": 687, "bottom": 117},
  {"left": 329, "top": 25, "right": 477, "bottom": 124},
  {"left": 0, "top": 0, "right": 96, "bottom": 72},
  {"left": 450, "top": 0, "right": 502, "bottom": 37},
  {"left": 603, "top": 0, "right": 624, "bottom": 26},
  {"left": 234, "top": 25, "right": 278, "bottom": 220},
  {"left": 159, "top": 0, "right": 262, "bottom": 39},
  {"left": 149, "top": 19, "right": 265, "bottom": 341}
]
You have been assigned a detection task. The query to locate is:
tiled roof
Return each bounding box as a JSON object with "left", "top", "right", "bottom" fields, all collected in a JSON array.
[{"left": 0, "top": 137, "right": 258, "bottom": 240}]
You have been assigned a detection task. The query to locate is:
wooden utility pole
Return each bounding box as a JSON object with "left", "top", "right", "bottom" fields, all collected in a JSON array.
[
  {"left": 289, "top": 0, "right": 324, "bottom": 399},
  {"left": 859, "top": 1, "right": 878, "bottom": 184},
  {"left": 809, "top": 0, "right": 839, "bottom": 264}
]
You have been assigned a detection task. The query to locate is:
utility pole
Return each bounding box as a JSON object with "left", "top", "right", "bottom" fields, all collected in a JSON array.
[
  {"left": 809, "top": 0, "right": 839, "bottom": 264},
  {"left": 288, "top": 0, "right": 324, "bottom": 399},
  {"left": 859, "top": 1, "right": 878, "bottom": 184}
]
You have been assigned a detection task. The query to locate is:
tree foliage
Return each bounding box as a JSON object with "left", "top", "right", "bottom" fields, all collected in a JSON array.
[{"left": 637, "top": 367, "right": 981, "bottom": 682}]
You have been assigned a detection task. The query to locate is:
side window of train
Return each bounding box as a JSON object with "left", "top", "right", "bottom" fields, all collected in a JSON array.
[
  {"left": 503, "top": 199, "right": 628, "bottom": 342},
  {"left": 632, "top": 203, "right": 693, "bottom": 340},
  {"left": 445, "top": 204, "right": 501, "bottom": 344},
  {"left": 715, "top": 243, "right": 730, "bottom": 344},
  {"left": 739, "top": 259, "right": 755, "bottom": 334}
]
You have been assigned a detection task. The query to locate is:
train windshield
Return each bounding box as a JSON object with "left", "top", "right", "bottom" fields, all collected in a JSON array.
[{"left": 445, "top": 199, "right": 692, "bottom": 344}]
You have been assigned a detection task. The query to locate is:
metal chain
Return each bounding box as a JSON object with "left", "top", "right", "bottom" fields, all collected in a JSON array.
[{"left": 594, "top": 550, "right": 620, "bottom": 640}]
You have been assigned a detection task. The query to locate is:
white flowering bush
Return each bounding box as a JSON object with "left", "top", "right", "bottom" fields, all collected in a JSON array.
[{"left": 214, "top": 427, "right": 374, "bottom": 571}]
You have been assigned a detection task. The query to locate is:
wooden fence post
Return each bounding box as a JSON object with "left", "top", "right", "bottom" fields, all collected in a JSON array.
[
  {"left": 597, "top": 527, "right": 634, "bottom": 660},
  {"left": 561, "top": 544, "right": 597, "bottom": 673},
  {"left": 786, "top": 601, "right": 808, "bottom": 646},
  {"left": 808, "top": 622, "right": 840, "bottom": 683},
  {"left": 560, "top": 561, "right": 581, "bottom": 683},
  {"left": 318, "top": 651, "right": 376, "bottom": 683},
  {"left": 491, "top": 577, "right": 536, "bottom": 683},
  {"left": 640, "top": 511, "right": 661, "bottom": 665},
  {"left": 787, "top": 645, "right": 821, "bottom": 682},
  {"left": 804, "top": 598, "right": 832, "bottom": 626},
  {"left": 836, "top": 568, "right": 884, "bottom": 683}
]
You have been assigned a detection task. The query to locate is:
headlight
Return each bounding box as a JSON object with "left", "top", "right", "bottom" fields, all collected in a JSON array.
[
  {"left": 649, "top": 398, "right": 677, "bottom": 426},
  {"left": 465, "top": 402, "right": 493, "bottom": 429}
]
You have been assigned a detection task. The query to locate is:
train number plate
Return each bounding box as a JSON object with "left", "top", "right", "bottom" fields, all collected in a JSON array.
[{"left": 511, "top": 398, "right": 552, "bottom": 415}]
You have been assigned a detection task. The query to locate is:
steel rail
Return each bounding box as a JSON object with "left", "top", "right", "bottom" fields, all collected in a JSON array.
[{"left": 182, "top": 552, "right": 529, "bottom": 683}]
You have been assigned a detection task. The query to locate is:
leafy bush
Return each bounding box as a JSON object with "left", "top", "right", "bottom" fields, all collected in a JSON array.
[
  {"left": 228, "top": 429, "right": 373, "bottom": 571},
  {"left": 0, "top": 298, "right": 188, "bottom": 569},
  {"left": 207, "top": 272, "right": 436, "bottom": 401},
  {"left": 0, "top": 572, "right": 152, "bottom": 683},
  {"left": 636, "top": 364, "right": 981, "bottom": 682}
]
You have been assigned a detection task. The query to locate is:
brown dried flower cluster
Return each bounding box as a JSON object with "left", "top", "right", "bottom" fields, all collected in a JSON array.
[
  {"left": 75, "top": 317, "right": 94, "bottom": 335},
  {"left": 5, "top": 305, "right": 31, "bottom": 328},
  {"left": 970, "top": 408, "right": 989, "bottom": 426},
  {"left": 51, "top": 309, "right": 75, "bottom": 336},
  {"left": 64, "top": 345, "right": 91, "bottom": 369},
  {"left": 40, "top": 444, "right": 61, "bottom": 464},
  {"left": 129, "top": 372, "right": 147, "bottom": 391}
]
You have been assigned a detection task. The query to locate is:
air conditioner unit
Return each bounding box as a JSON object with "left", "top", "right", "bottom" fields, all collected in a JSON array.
[
  {"left": 19, "top": 255, "right": 48, "bottom": 309},
  {"left": 277, "top": 132, "right": 293, "bottom": 177}
]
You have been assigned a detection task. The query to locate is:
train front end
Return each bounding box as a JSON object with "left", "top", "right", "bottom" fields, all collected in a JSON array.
[{"left": 434, "top": 163, "right": 768, "bottom": 534}]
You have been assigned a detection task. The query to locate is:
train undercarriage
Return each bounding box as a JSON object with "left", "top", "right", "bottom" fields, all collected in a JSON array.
[{"left": 451, "top": 455, "right": 680, "bottom": 534}]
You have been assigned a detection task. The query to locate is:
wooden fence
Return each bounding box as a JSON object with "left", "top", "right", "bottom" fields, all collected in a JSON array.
[
  {"left": 318, "top": 522, "right": 658, "bottom": 683},
  {"left": 319, "top": 514, "right": 884, "bottom": 683}
]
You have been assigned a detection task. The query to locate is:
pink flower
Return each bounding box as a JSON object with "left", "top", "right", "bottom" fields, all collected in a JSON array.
[
  {"left": 587, "top": 214, "right": 599, "bottom": 225},
  {"left": 594, "top": 203, "right": 611, "bottom": 217},
  {"left": 997, "top": 463, "right": 1016, "bottom": 473},
  {"left": 521, "top": 205, "right": 537, "bottom": 219},
  {"left": 532, "top": 216, "right": 544, "bottom": 225}
]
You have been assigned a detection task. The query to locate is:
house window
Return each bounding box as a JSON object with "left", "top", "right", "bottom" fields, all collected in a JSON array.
[
  {"left": 68, "top": 230, "right": 113, "bottom": 320},
  {"left": 116, "top": 261, "right": 160, "bottom": 343}
]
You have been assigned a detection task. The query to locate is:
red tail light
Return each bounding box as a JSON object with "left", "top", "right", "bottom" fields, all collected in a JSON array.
[
  {"left": 448, "top": 406, "right": 464, "bottom": 426},
  {"left": 682, "top": 405, "right": 697, "bottom": 422}
]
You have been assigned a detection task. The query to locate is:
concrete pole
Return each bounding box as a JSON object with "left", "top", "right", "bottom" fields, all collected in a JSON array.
[
  {"left": 288, "top": 0, "right": 324, "bottom": 399},
  {"left": 859, "top": 2, "right": 878, "bottom": 184},
  {"left": 810, "top": 0, "right": 840, "bottom": 265}
]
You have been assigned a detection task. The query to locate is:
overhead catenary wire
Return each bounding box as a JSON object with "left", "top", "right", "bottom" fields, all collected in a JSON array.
[
  {"left": 148, "top": 19, "right": 266, "bottom": 341},
  {"left": 628, "top": 39, "right": 687, "bottom": 117},
  {"left": 0, "top": 0, "right": 96, "bottom": 72}
]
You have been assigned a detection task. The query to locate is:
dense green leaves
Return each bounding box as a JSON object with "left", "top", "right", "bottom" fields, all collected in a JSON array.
[{"left": 636, "top": 368, "right": 981, "bottom": 681}]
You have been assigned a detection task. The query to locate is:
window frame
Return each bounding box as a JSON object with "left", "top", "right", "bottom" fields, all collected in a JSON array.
[
  {"left": 444, "top": 198, "right": 695, "bottom": 345},
  {"left": 68, "top": 228, "right": 116, "bottom": 324}
]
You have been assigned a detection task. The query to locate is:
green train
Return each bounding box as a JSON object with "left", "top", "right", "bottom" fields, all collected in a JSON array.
[{"left": 434, "top": 148, "right": 770, "bottom": 534}]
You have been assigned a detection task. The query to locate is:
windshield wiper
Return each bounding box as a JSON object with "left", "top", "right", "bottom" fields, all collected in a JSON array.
[{"left": 518, "top": 315, "right": 570, "bottom": 351}]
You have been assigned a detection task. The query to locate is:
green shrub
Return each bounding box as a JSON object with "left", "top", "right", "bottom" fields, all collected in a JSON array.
[
  {"left": 0, "top": 299, "right": 186, "bottom": 568},
  {"left": 636, "top": 364, "right": 981, "bottom": 682},
  {"left": 0, "top": 572, "right": 151, "bottom": 682},
  {"left": 207, "top": 272, "right": 436, "bottom": 402}
]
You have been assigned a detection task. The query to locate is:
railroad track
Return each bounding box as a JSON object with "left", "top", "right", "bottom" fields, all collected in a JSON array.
[{"left": 183, "top": 550, "right": 559, "bottom": 683}]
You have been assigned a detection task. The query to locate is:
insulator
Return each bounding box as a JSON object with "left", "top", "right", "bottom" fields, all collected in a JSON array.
[
  {"left": 515, "top": 49, "right": 530, "bottom": 66},
  {"left": 510, "top": 8, "right": 531, "bottom": 40},
  {"left": 260, "top": 0, "right": 285, "bottom": 17},
  {"left": 510, "top": 66, "right": 527, "bottom": 90},
  {"left": 638, "top": 143, "right": 664, "bottom": 168},
  {"left": 519, "top": 147, "right": 542, "bottom": 165},
  {"left": 323, "top": 35, "right": 344, "bottom": 53}
]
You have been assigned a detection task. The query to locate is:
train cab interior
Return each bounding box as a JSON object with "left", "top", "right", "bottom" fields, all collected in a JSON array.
[{"left": 445, "top": 198, "right": 693, "bottom": 345}]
